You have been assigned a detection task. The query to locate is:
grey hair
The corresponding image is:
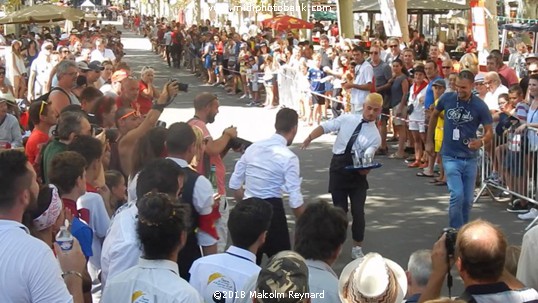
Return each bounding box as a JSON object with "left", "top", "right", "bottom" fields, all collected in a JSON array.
[
  {"left": 407, "top": 249, "right": 432, "bottom": 287},
  {"left": 56, "top": 111, "right": 86, "bottom": 140},
  {"left": 56, "top": 60, "right": 78, "bottom": 78}
]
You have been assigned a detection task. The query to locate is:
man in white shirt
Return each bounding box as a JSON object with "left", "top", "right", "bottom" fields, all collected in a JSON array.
[
  {"left": 0, "top": 98, "right": 23, "bottom": 148},
  {"left": 189, "top": 198, "right": 272, "bottom": 302},
  {"left": 0, "top": 150, "right": 86, "bottom": 302},
  {"left": 343, "top": 45, "right": 374, "bottom": 114},
  {"left": 90, "top": 38, "right": 116, "bottom": 63},
  {"left": 302, "top": 93, "right": 382, "bottom": 260},
  {"left": 484, "top": 71, "right": 509, "bottom": 113},
  {"left": 100, "top": 158, "right": 184, "bottom": 288},
  {"left": 294, "top": 201, "right": 348, "bottom": 303},
  {"left": 101, "top": 192, "right": 202, "bottom": 303},
  {"left": 165, "top": 122, "right": 218, "bottom": 280},
  {"left": 229, "top": 108, "right": 306, "bottom": 263},
  {"left": 163, "top": 26, "right": 173, "bottom": 67},
  {"left": 517, "top": 225, "right": 538, "bottom": 291}
]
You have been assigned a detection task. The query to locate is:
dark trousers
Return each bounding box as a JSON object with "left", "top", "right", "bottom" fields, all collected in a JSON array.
[
  {"left": 255, "top": 197, "right": 291, "bottom": 265},
  {"left": 165, "top": 45, "right": 172, "bottom": 67},
  {"left": 331, "top": 185, "right": 367, "bottom": 242},
  {"left": 331, "top": 100, "right": 343, "bottom": 118}
]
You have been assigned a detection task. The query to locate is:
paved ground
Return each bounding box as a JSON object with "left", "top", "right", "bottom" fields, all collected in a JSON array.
[{"left": 115, "top": 23, "right": 531, "bottom": 295}]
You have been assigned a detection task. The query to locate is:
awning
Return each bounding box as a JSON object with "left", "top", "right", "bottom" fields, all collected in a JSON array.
[
  {"left": 0, "top": 5, "right": 85, "bottom": 24},
  {"left": 353, "top": 0, "right": 470, "bottom": 14}
]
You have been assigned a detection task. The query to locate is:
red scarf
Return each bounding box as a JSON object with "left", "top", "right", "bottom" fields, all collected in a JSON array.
[{"left": 412, "top": 81, "right": 428, "bottom": 99}]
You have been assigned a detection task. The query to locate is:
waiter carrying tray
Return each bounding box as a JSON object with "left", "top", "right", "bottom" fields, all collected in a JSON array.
[
  {"left": 229, "top": 108, "right": 306, "bottom": 264},
  {"left": 302, "top": 93, "right": 382, "bottom": 260}
]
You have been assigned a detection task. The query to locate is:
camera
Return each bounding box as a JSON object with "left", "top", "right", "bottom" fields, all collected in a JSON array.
[
  {"left": 443, "top": 227, "right": 458, "bottom": 257},
  {"left": 156, "top": 120, "right": 167, "bottom": 128},
  {"left": 227, "top": 137, "right": 252, "bottom": 153},
  {"left": 170, "top": 79, "right": 188, "bottom": 92}
]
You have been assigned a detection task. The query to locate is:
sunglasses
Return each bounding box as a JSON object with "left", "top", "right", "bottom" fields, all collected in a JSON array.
[
  {"left": 530, "top": 70, "right": 538, "bottom": 74},
  {"left": 62, "top": 50, "right": 70, "bottom": 53},
  {"left": 119, "top": 109, "right": 141, "bottom": 120},
  {"left": 39, "top": 101, "right": 49, "bottom": 116},
  {"left": 442, "top": 66, "right": 452, "bottom": 69}
]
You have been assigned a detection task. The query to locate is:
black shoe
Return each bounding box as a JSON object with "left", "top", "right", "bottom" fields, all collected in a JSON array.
[
  {"left": 506, "top": 200, "right": 530, "bottom": 213},
  {"left": 404, "top": 147, "right": 415, "bottom": 154}
]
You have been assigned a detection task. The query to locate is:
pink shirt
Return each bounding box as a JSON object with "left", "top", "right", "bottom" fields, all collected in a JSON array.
[
  {"left": 189, "top": 119, "right": 227, "bottom": 195},
  {"left": 499, "top": 64, "right": 519, "bottom": 86}
]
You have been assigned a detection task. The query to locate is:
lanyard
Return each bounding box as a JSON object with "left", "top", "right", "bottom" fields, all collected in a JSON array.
[{"left": 226, "top": 252, "right": 254, "bottom": 263}]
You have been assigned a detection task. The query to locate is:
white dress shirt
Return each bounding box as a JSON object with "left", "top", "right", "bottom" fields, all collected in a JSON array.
[
  {"left": 305, "top": 259, "right": 339, "bottom": 303},
  {"left": 229, "top": 134, "right": 304, "bottom": 209},
  {"left": 321, "top": 113, "right": 381, "bottom": 156},
  {"left": 100, "top": 203, "right": 140, "bottom": 289},
  {"left": 351, "top": 61, "right": 374, "bottom": 108},
  {"left": 189, "top": 245, "right": 260, "bottom": 302},
  {"left": 0, "top": 220, "right": 72, "bottom": 302},
  {"left": 167, "top": 156, "right": 217, "bottom": 246},
  {"left": 101, "top": 258, "right": 202, "bottom": 303}
]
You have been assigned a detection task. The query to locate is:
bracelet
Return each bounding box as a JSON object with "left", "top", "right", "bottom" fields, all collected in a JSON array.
[
  {"left": 62, "top": 271, "right": 83, "bottom": 280},
  {"left": 151, "top": 104, "right": 165, "bottom": 112}
]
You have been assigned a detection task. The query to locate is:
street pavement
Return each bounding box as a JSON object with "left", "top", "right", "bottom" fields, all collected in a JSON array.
[{"left": 115, "top": 23, "right": 530, "bottom": 296}]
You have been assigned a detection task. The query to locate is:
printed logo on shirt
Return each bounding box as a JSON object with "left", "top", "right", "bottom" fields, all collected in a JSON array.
[
  {"left": 131, "top": 290, "right": 149, "bottom": 302},
  {"left": 205, "top": 272, "right": 236, "bottom": 303},
  {"left": 446, "top": 106, "right": 474, "bottom": 125}
]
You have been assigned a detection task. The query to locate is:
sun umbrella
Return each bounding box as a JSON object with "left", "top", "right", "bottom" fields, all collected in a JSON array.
[
  {"left": 0, "top": 5, "right": 85, "bottom": 24},
  {"left": 261, "top": 15, "right": 314, "bottom": 31}
]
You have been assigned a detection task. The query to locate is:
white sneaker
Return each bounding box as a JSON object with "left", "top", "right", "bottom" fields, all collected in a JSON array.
[
  {"left": 239, "top": 94, "right": 247, "bottom": 99},
  {"left": 351, "top": 246, "right": 364, "bottom": 260},
  {"left": 519, "top": 208, "right": 538, "bottom": 220}
]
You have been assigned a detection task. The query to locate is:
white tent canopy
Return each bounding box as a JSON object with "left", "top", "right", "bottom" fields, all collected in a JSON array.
[{"left": 80, "top": 0, "right": 96, "bottom": 9}]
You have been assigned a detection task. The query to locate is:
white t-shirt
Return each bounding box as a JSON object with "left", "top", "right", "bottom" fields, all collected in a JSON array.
[
  {"left": 0, "top": 220, "right": 72, "bottom": 302},
  {"left": 351, "top": 61, "right": 374, "bottom": 108},
  {"left": 484, "top": 85, "right": 509, "bottom": 111},
  {"left": 90, "top": 48, "right": 116, "bottom": 63}
]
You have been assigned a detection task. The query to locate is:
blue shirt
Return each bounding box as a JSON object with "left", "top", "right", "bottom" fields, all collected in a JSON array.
[
  {"left": 308, "top": 67, "right": 325, "bottom": 93},
  {"left": 71, "top": 217, "right": 93, "bottom": 259},
  {"left": 436, "top": 92, "right": 492, "bottom": 158},
  {"left": 424, "top": 76, "right": 443, "bottom": 109}
]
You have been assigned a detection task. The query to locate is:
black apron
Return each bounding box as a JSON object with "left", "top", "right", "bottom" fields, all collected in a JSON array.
[{"left": 329, "top": 120, "right": 369, "bottom": 192}]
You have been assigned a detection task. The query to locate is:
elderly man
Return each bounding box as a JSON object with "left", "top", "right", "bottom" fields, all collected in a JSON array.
[
  {"left": 49, "top": 60, "right": 80, "bottom": 113},
  {"left": 483, "top": 72, "right": 509, "bottom": 113},
  {"left": 0, "top": 98, "right": 22, "bottom": 148},
  {"left": 405, "top": 249, "right": 432, "bottom": 303},
  {"left": 419, "top": 220, "right": 538, "bottom": 302}
]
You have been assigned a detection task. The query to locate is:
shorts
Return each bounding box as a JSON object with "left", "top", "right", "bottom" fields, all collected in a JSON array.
[
  {"left": 503, "top": 151, "right": 525, "bottom": 177},
  {"left": 409, "top": 120, "right": 425, "bottom": 133},
  {"left": 312, "top": 93, "right": 325, "bottom": 105},
  {"left": 264, "top": 79, "right": 273, "bottom": 87},
  {"left": 222, "top": 59, "right": 229, "bottom": 75},
  {"left": 215, "top": 54, "right": 224, "bottom": 65},
  {"left": 250, "top": 82, "right": 259, "bottom": 92},
  {"left": 203, "top": 55, "right": 212, "bottom": 69}
]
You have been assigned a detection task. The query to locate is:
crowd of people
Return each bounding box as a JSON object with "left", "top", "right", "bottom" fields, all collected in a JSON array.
[{"left": 1, "top": 11, "right": 538, "bottom": 303}]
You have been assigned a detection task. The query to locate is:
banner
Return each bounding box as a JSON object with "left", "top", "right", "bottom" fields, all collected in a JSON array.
[{"left": 378, "top": 0, "right": 402, "bottom": 38}]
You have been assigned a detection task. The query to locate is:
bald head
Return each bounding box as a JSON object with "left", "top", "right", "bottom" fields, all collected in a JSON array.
[{"left": 456, "top": 219, "right": 507, "bottom": 282}]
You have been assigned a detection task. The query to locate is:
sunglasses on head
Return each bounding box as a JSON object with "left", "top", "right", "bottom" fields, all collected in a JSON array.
[
  {"left": 39, "top": 100, "right": 49, "bottom": 116},
  {"left": 119, "top": 109, "right": 141, "bottom": 120}
]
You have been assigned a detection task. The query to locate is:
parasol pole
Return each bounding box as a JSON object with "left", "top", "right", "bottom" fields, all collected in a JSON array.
[{"left": 336, "top": 0, "right": 353, "bottom": 38}]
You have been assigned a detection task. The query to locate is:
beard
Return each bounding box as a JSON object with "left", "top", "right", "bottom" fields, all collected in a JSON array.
[{"left": 207, "top": 113, "right": 216, "bottom": 124}]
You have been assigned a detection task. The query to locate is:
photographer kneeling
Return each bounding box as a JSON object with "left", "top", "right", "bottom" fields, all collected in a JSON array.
[{"left": 418, "top": 220, "right": 538, "bottom": 303}]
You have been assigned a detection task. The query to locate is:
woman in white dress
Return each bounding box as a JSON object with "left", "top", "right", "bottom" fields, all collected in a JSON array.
[{"left": 6, "top": 40, "right": 27, "bottom": 99}]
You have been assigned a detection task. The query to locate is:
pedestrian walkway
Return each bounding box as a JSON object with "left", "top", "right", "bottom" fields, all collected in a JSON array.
[{"left": 117, "top": 27, "right": 528, "bottom": 292}]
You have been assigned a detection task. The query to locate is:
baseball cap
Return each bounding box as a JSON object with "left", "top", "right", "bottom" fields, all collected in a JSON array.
[
  {"left": 339, "top": 252, "right": 407, "bottom": 303},
  {"left": 256, "top": 251, "right": 309, "bottom": 303},
  {"left": 111, "top": 69, "right": 129, "bottom": 83},
  {"left": 60, "top": 33, "right": 69, "bottom": 41},
  {"left": 432, "top": 78, "right": 447, "bottom": 88},
  {"left": 88, "top": 61, "right": 104, "bottom": 71},
  {"left": 474, "top": 73, "right": 485, "bottom": 83},
  {"left": 77, "top": 61, "right": 91, "bottom": 72}
]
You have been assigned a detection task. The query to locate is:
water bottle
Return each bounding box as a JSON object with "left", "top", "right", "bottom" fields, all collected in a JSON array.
[
  {"left": 56, "top": 220, "right": 74, "bottom": 251},
  {"left": 209, "top": 164, "right": 218, "bottom": 193}
]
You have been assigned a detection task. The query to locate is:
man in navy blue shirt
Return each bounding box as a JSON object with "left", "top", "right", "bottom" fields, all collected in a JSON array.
[{"left": 426, "top": 70, "right": 493, "bottom": 228}]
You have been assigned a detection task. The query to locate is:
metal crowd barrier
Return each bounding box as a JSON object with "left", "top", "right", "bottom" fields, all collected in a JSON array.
[{"left": 474, "top": 124, "right": 538, "bottom": 230}]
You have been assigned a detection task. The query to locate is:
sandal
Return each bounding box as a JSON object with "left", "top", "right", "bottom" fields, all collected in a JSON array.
[
  {"left": 408, "top": 161, "right": 421, "bottom": 168},
  {"left": 389, "top": 153, "right": 407, "bottom": 159},
  {"left": 434, "top": 181, "right": 447, "bottom": 186},
  {"left": 417, "top": 172, "right": 435, "bottom": 177}
]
